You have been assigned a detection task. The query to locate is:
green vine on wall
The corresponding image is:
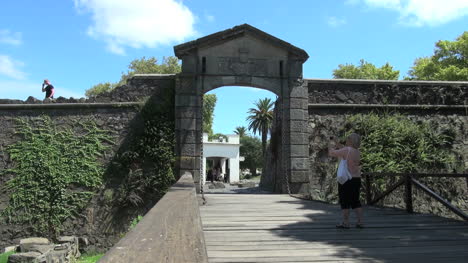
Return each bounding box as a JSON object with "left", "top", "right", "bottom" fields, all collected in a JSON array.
[
  {"left": 1, "top": 116, "right": 113, "bottom": 238},
  {"left": 345, "top": 113, "right": 459, "bottom": 174},
  {"left": 110, "top": 89, "right": 176, "bottom": 211},
  {"left": 343, "top": 113, "right": 465, "bottom": 204}
]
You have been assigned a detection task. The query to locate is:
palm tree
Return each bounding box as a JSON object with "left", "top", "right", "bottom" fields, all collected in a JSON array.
[
  {"left": 247, "top": 98, "right": 274, "bottom": 156},
  {"left": 234, "top": 126, "right": 247, "bottom": 138}
]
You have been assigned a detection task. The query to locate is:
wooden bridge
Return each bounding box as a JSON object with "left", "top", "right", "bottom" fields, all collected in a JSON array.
[{"left": 100, "top": 174, "right": 468, "bottom": 263}]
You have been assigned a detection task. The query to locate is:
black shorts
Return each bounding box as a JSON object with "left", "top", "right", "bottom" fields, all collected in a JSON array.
[{"left": 338, "top": 177, "right": 362, "bottom": 209}]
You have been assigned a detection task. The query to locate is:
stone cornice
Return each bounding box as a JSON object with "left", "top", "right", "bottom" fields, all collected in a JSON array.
[{"left": 174, "top": 24, "right": 309, "bottom": 62}]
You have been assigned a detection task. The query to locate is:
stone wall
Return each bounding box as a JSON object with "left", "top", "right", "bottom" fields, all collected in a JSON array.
[
  {"left": 304, "top": 79, "right": 468, "bottom": 219},
  {"left": 0, "top": 74, "right": 176, "bottom": 251}
]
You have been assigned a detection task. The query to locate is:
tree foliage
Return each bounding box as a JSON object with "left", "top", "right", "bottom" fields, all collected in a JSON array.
[
  {"left": 247, "top": 98, "right": 275, "bottom": 156},
  {"left": 240, "top": 136, "right": 263, "bottom": 177},
  {"left": 203, "top": 94, "right": 217, "bottom": 135},
  {"left": 234, "top": 126, "right": 247, "bottom": 138},
  {"left": 408, "top": 31, "right": 468, "bottom": 81},
  {"left": 117, "top": 56, "right": 181, "bottom": 86},
  {"left": 333, "top": 59, "right": 400, "bottom": 80},
  {"left": 85, "top": 56, "right": 181, "bottom": 97},
  {"left": 85, "top": 82, "right": 115, "bottom": 97}
]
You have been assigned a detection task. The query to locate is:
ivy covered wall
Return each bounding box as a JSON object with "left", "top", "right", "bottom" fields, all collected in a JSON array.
[{"left": 0, "top": 75, "right": 176, "bottom": 251}]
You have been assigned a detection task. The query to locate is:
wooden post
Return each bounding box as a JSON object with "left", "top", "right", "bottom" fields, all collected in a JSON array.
[
  {"left": 405, "top": 174, "right": 413, "bottom": 213},
  {"left": 365, "top": 174, "right": 372, "bottom": 205}
]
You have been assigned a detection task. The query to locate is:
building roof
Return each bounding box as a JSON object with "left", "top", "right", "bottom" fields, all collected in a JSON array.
[{"left": 174, "top": 24, "right": 309, "bottom": 62}]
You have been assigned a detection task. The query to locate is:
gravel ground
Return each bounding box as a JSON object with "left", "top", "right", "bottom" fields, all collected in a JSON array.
[{"left": 202, "top": 181, "right": 271, "bottom": 194}]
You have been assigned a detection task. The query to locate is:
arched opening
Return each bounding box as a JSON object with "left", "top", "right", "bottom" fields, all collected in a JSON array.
[
  {"left": 201, "top": 86, "right": 278, "bottom": 190},
  {"left": 174, "top": 24, "right": 309, "bottom": 194}
]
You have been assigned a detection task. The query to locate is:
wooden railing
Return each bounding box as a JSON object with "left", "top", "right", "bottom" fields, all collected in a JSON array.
[
  {"left": 363, "top": 173, "right": 468, "bottom": 221},
  {"left": 98, "top": 172, "right": 208, "bottom": 263}
]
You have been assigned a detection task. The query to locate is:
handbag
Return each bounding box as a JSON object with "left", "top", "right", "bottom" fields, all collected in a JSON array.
[{"left": 336, "top": 148, "right": 352, "bottom": 185}]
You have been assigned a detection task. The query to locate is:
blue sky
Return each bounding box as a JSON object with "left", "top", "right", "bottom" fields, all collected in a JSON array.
[{"left": 1, "top": 0, "right": 467, "bottom": 135}]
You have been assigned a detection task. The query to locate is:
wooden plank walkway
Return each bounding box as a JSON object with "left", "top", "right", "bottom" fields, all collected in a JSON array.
[{"left": 199, "top": 194, "right": 468, "bottom": 263}]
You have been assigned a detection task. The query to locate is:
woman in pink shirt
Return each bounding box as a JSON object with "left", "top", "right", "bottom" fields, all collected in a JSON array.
[{"left": 328, "top": 133, "right": 363, "bottom": 229}]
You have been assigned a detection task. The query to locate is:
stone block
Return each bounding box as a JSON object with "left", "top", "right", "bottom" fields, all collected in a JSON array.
[
  {"left": 287, "top": 182, "right": 310, "bottom": 194},
  {"left": 175, "top": 95, "right": 201, "bottom": 107},
  {"left": 2, "top": 246, "right": 18, "bottom": 253},
  {"left": 178, "top": 156, "right": 200, "bottom": 170},
  {"left": 289, "top": 86, "right": 307, "bottom": 98},
  {"left": 19, "top": 238, "right": 50, "bottom": 253},
  {"left": 26, "top": 244, "right": 54, "bottom": 254},
  {"left": 176, "top": 117, "right": 199, "bottom": 131},
  {"left": 290, "top": 144, "right": 308, "bottom": 157},
  {"left": 180, "top": 143, "right": 200, "bottom": 156},
  {"left": 290, "top": 109, "right": 307, "bottom": 120},
  {"left": 45, "top": 249, "right": 67, "bottom": 263},
  {"left": 289, "top": 98, "right": 308, "bottom": 109},
  {"left": 175, "top": 106, "right": 201, "bottom": 118},
  {"left": 7, "top": 252, "right": 42, "bottom": 263},
  {"left": 176, "top": 130, "right": 200, "bottom": 144},
  {"left": 288, "top": 132, "right": 308, "bottom": 145},
  {"left": 290, "top": 170, "right": 309, "bottom": 183},
  {"left": 290, "top": 158, "right": 309, "bottom": 170},
  {"left": 289, "top": 120, "right": 308, "bottom": 133}
]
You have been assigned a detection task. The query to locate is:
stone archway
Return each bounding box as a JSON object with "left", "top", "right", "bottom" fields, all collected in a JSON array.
[{"left": 174, "top": 24, "right": 310, "bottom": 193}]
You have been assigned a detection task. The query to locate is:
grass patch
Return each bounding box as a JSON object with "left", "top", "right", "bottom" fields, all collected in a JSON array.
[
  {"left": 75, "top": 253, "right": 104, "bottom": 263},
  {"left": 0, "top": 251, "right": 15, "bottom": 263}
]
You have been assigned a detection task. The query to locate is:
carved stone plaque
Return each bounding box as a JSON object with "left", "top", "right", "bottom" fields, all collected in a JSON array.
[{"left": 217, "top": 57, "right": 268, "bottom": 76}]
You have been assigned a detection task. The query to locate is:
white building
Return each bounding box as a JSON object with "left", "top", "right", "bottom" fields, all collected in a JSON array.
[{"left": 202, "top": 133, "right": 241, "bottom": 184}]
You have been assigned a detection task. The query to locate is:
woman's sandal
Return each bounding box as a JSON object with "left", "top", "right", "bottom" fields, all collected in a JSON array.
[
  {"left": 356, "top": 223, "right": 364, "bottom": 229},
  {"left": 336, "top": 223, "right": 350, "bottom": 229}
]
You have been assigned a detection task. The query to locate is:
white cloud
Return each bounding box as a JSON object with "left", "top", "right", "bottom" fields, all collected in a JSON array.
[
  {"left": 74, "top": 0, "right": 196, "bottom": 55},
  {"left": 327, "top": 16, "right": 347, "bottom": 27},
  {"left": 0, "top": 29, "right": 22, "bottom": 45},
  {"left": 0, "top": 55, "right": 26, "bottom": 79},
  {"left": 0, "top": 79, "right": 84, "bottom": 100},
  {"left": 359, "top": 0, "right": 468, "bottom": 26}
]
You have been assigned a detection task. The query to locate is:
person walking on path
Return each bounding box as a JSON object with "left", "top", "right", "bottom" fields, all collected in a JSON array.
[
  {"left": 328, "top": 133, "right": 364, "bottom": 229},
  {"left": 42, "top": 79, "right": 55, "bottom": 99}
]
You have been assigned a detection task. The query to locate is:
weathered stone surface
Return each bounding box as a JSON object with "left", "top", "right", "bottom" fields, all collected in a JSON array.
[
  {"left": 2, "top": 246, "right": 18, "bottom": 253},
  {"left": 290, "top": 158, "right": 309, "bottom": 170},
  {"left": 25, "top": 244, "right": 54, "bottom": 254},
  {"left": 45, "top": 249, "right": 67, "bottom": 263},
  {"left": 7, "top": 252, "right": 41, "bottom": 263},
  {"left": 19, "top": 238, "right": 50, "bottom": 253}
]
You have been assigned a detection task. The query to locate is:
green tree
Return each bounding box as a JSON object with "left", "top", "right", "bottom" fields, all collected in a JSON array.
[
  {"left": 408, "top": 31, "right": 468, "bottom": 81},
  {"left": 85, "top": 82, "right": 115, "bottom": 97},
  {"left": 240, "top": 136, "right": 263, "bottom": 177},
  {"left": 234, "top": 126, "right": 247, "bottom": 137},
  {"left": 247, "top": 98, "right": 274, "bottom": 156},
  {"left": 208, "top": 133, "right": 228, "bottom": 141},
  {"left": 117, "top": 56, "right": 181, "bottom": 86},
  {"left": 333, "top": 59, "right": 400, "bottom": 80},
  {"left": 85, "top": 56, "right": 181, "bottom": 97},
  {"left": 203, "top": 94, "right": 217, "bottom": 135}
]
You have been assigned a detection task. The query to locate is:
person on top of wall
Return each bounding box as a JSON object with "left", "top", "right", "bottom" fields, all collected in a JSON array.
[
  {"left": 328, "top": 133, "right": 364, "bottom": 229},
  {"left": 42, "top": 79, "right": 55, "bottom": 99}
]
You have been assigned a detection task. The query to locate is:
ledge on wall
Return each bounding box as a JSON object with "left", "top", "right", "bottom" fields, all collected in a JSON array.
[{"left": 304, "top": 78, "right": 468, "bottom": 86}]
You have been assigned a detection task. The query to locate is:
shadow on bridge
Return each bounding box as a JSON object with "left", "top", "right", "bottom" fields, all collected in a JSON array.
[
  {"left": 271, "top": 198, "right": 468, "bottom": 263},
  {"left": 200, "top": 193, "right": 468, "bottom": 263}
]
